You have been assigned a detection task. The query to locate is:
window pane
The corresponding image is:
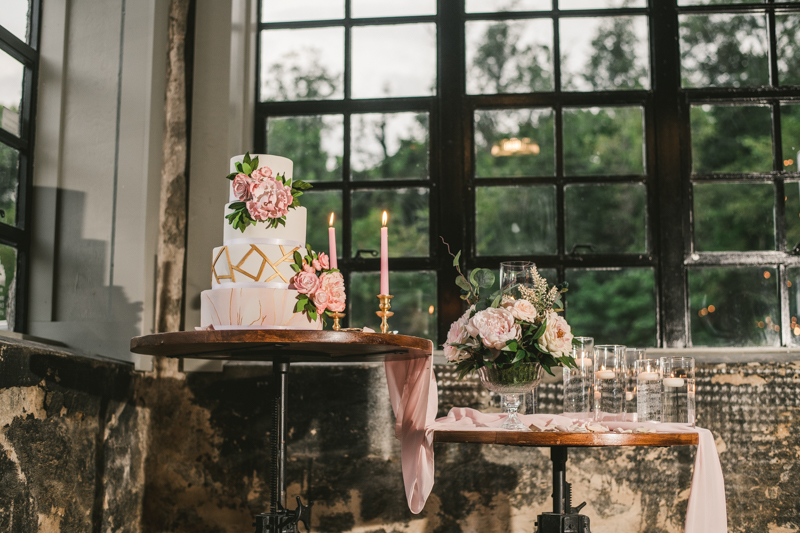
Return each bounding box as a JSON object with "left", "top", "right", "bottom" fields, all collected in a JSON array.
[
  {"left": 475, "top": 185, "right": 556, "bottom": 256},
  {"left": 351, "top": 112, "right": 429, "bottom": 181},
  {"left": 352, "top": 0, "right": 435, "bottom": 17},
  {"left": 260, "top": 28, "right": 344, "bottom": 101},
  {"left": 465, "top": 0, "right": 551, "bottom": 12},
  {"left": 261, "top": 0, "right": 344, "bottom": 22},
  {"left": 782, "top": 105, "right": 800, "bottom": 173},
  {"left": 350, "top": 271, "right": 437, "bottom": 342},
  {"left": 560, "top": 17, "right": 650, "bottom": 91},
  {"left": 565, "top": 268, "right": 656, "bottom": 347},
  {"left": 0, "top": 0, "right": 29, "bottom": 43},
  {"left": 300, "top": 190, "right": 342, "bottom": 261},
  {"left": 352, "top": 24, "right": 436, "bottom": 99},
  {"left": 777, "top": 15, "right": 800, "bottom": 87},
  {"left": 787, "top": 267, "right": 800, "bottom": 346},
  {"left": 466, "top": 20, "right": 554, "bottom": 94},
  {"left": 688, "top": 267, "right": 780, "bottom": 347},
  {"left": 565, "top": 183, "right": 647, "bottom": 254},
  {"left": 0, "top": 243, "right": 15, "bottom": 330},
  {"left": 0, "top": 49, "right": 24, "bottom": 137},
  {"left": 266, "top": 115, "right": 343, "bottom": 182},
  {"left": 474, "top": 108, "right": 554, "bottom": 178},
  {"left": 351, "top": 188, "right": 429, "bottom": 258},
  {"left": 786, "top": 182, "right": 800, "bottom": 251},
  {"left": 693, "top": 182, "right": 774, "bottom": 251},
  {"left": 0, "top": 143, "right": 19, "bottom": 227},
  {"left": 563, "top": 106, "right": 644, "bottom": 176},
  {"left": 690, "top": 105, "right": 772, "bottom": 174},
  {"left": 678, "top": 0, "right": 759, "bottom": 5},
  {"left": 679, "top": 14, "right": 769, "bottom": 88},
  {"left": 560, "top": 0, "right": 646, "bottom": 9}
]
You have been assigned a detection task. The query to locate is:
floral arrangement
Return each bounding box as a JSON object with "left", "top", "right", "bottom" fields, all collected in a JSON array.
[
  {"left": 290, "top": 244, "right": 346, "bottom": 322},
  {"left": 225, "top": 152, "right": 312, "bottom": 232},
  {"left": 442, "top": 243, "right": 577, "bottom": 379}
]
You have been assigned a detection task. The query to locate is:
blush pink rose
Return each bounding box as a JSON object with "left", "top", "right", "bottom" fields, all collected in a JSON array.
[
  {"left": 319, "top": 272, "right": 346, "bottom": 312},
  {"left": 250, "top": 166, "right": 273, "bottom": 180},
  {"left": 466, "top": 307, "right": 521, "bottom": 351},
  {"left": 246, "top": 177, "right": 293, "bottom": 221},
  {"left": 303, "top": 263, "right": 315, "bottom": 274},
  {"left": 293, "top": 270, "right": 319, "bottom": 295},
  {"left": 232, "top": 173, "right": 253, "bottom": 201},
  {"left": 502, "top": 298, "right": 538, "bottom": 323},
  {"left": 317, "top": 252, "right": 330, "bottom": 270},
  {"left": 536, "top": 311, "right": 573, "bottom": 357},
  {"left": 313, "top": 288, "right": 330, "bottom": 314},
  {"left": 444, "top": 308, "right": 472, "bottom": 362},
  {"left": 312, "top": 258, "right": 322, "bottom": 271}
]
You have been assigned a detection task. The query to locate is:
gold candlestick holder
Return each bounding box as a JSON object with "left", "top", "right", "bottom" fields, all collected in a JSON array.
[
  {"left": 376, "top": 294, "right": 394, "bottom": 334},
  {"left": 329, "top": 311, "right": 345, "bottom": 331}
]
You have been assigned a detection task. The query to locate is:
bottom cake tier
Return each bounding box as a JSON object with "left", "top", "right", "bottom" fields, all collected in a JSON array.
[{"left": 200, "top": 288, "right": 322, "bottom": 330}]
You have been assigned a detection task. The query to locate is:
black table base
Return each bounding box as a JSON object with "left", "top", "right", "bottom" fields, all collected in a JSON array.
[
  {"left": 253, "top": 358, "right": 312, "bottom": 533},
  {"left": 535, "top": 447, "right": 592, "bottom": 533}
]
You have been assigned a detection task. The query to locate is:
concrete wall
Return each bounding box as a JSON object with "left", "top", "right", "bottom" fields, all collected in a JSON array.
[
  {"left": 29, "top": 0, "right": 168, "bottom": 368},
  {"left": 1, "top": 336, "right": 797, "bottom": 532}
]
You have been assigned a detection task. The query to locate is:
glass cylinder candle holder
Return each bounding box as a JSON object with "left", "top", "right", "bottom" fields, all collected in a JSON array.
[
  {"left": 660, "top": 356, "right": 696, "bottom": 426},
  {"left": 593, "top": 344, "right": 627, "bottom": 421},
  {"left": 624, "top": 348, "right": 646, "bottom": 414},
  {"left": 563, "top": 336, "right": 594, "bottom": 418},
  {"left": 634, "top": 358, "right": 662, "bottom": 423}
]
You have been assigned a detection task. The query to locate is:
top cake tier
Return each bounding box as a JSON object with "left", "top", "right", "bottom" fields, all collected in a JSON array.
[{"left": 228, "top": 154, "right": 292, "bottom": 203}]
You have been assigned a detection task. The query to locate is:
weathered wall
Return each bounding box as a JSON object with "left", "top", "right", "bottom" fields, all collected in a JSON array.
[{"left": 1, "top": 336, "right": 798, "bottom": 532}]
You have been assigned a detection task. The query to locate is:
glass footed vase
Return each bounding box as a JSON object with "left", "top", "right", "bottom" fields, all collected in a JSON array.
[{"left": 478, "top": 363, "right": 543, "bottom": 431}]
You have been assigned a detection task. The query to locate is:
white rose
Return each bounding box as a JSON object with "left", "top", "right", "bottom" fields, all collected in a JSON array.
[
  {"left": 536, "top": 311, "right": 574, "bottom": 357},
  {"left": 466, "top": 307, "right": 521, "bottom": 351},
  {"left": 502, "top": 299, "right": 537, "bottom": 323}
]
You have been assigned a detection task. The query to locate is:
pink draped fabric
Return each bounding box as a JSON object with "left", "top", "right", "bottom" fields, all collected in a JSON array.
[{"left": 384, "top": 358, "right": 727, "bottom": 533}]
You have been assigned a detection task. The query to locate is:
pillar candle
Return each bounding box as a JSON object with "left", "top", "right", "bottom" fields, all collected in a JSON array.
[
  {"left": 380, "top": 211, "right": 389, "bottom": 295},
  {"left": 328, "top": 213, "right": 337, "bottom": 269}
]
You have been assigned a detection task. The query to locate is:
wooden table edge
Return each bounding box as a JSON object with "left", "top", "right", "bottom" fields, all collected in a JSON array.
[{"left": 433, "top": 430, "right": 699, "bottom": 447}]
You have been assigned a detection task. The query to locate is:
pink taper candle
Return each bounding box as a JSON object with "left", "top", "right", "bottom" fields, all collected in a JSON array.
[
  {"left": 380, "top": 211, "right": 389, "bottom": 295},
  {"left": 328, "top": 212, "right": 338, "bottom": 269}
]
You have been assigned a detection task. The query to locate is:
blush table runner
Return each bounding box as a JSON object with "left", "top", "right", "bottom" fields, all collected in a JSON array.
[{"left": 384, "top": 357, "right": 727, "bottom": 533}]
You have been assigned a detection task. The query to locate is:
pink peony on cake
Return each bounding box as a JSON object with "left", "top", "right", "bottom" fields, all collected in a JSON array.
[{"left": 200, "top": 154, "right": 332, "bottom": 330}]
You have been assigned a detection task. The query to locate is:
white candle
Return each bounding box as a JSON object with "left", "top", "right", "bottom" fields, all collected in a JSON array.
[
  {"left": 380, "top": 211, "right": 389, "bottom": 295},
  {"left": 596, "top": 370, "right": 615, "bottom": 380},
  {"left": 328, "top": 213, "right": 338, "bottom": 270},
  {"left": 625, "top": 391, "right": 633, "bottom": 401},
  {"left": 578, "top": 358, "right": 593, "bottom": 367},
  {"left": 638, "top": 371, "right": 660, "bottom": 381},
  {"left": 594, "top": 390, "right": 601, "bottom": 400},
  {"left": 663, "top": 377, "right": 685, "bottom": 388}
]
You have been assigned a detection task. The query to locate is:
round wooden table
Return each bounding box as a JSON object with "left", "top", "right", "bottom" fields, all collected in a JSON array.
[
  {"left": 131, "top": 330, "right": 433, "bottom": 533},
  {"left": 432, "top": 429, "right": 699, "bottom": 533}
]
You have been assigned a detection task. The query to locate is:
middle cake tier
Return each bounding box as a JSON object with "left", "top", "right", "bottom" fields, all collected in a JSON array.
[{"left": 212, "top": 242, "right": 301, "bottom": 289}]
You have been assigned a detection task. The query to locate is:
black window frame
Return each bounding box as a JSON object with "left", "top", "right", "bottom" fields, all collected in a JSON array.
[
  {"left": 255, "top": 0, "right": 800, "bottom": 349},
  {"left": 0, "top": 1, "right": 41, "bottom": 333}
]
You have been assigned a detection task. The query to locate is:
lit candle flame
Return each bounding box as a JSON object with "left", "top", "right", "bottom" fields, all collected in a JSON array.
[
  {"left": 329, "top": 212, "right": 335, "bottom": 226},
  {"left": 382, "top": 211, "right": 388, "bottom": 226}
]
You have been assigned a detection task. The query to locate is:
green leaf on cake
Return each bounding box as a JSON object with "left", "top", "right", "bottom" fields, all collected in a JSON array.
[
  {"left": 242, "top": 162, "right": 252, "bottom": 175},
  {"left": 292, "top": 180, "right": 312, "bottom": 190},
  {"left": 243, "top": 152, "right": 251, "bottom": 165},
  {"left": 294, "top": 250, "right": 303, "bottom": 266},
  {"left": 306, "top": 243, "right": 313, "bottom": 256},
  {"left": 290, "top": 263, "right": 301, "bottom": 273},
  {"left": 251, "top": 156, "right": 259, "bottom": 169},
  {"left": 235, "top": 162, "right": 244, "bottom": 173},
  {"left": 295, "top": 296, "right": 306, "bottom": 313},
  {"left": 229, "top": 202, "right": 245, "bottom": 210},
  {"left": 225, "top": 172, "right": 237, "bottom": 180}
]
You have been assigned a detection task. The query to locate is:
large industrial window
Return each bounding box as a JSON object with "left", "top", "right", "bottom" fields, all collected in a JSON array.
[
  {"left": 0, "top": 1, "right": 39, "bottom": 332},
  {"left": 256, "top": 0, "right": 800, "bottom": 349}
]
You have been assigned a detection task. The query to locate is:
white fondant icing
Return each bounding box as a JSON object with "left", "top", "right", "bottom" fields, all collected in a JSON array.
[
  {"left": 223, "top": 206, "right": 307, "bottom": 246},
  {"left": 228, "top": 154, "right": 293, "bottom": 202},
  {"left": 211, "top": 242, "right": 301, "bottom": 289},
  {"left": 200, "top": 288, "right": 321, "bottom": 330}
]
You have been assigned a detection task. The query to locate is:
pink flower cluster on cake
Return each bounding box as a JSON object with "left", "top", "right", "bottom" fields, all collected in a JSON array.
[
  {"left": 232, "top": 166, "right": 292, "bottom": 221},
  {"left": 291, "top": 248, "right": 345, "bottom": 319}
]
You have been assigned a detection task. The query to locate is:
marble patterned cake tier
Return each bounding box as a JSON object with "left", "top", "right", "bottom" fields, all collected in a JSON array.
[
  {"left": 212, "top": 242, "right": 301, "bottom": 289},
  {"left": 200, "top": 288, "right": 322, "bottom": 330}
]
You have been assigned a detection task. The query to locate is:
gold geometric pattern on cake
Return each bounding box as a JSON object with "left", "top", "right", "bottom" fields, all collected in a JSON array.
[{"left": 212, "top": 244, "right": 300, "bottom": 285}]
